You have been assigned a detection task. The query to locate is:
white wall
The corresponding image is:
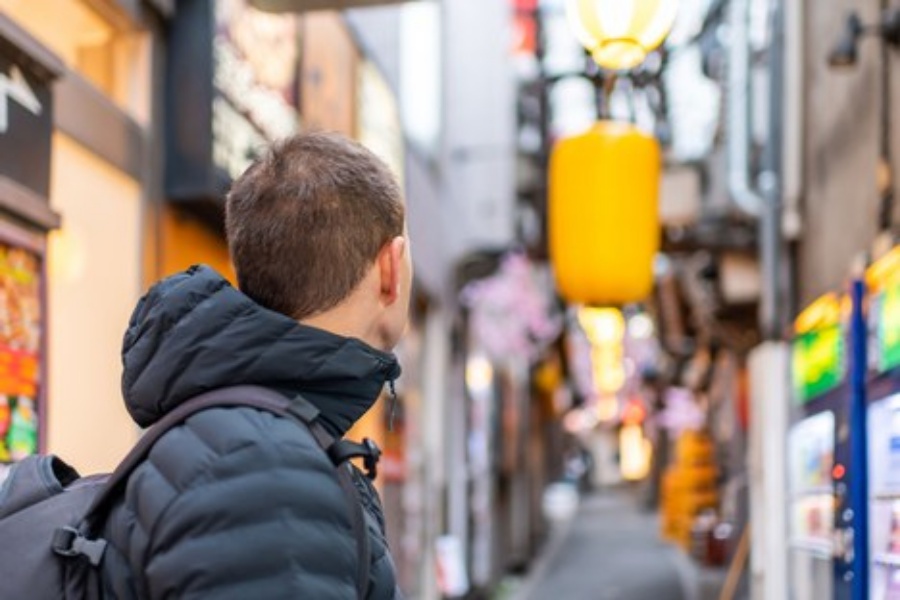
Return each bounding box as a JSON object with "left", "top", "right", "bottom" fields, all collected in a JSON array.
[{"left": 441, "top": 0, "right": 517, "bottom": 261}]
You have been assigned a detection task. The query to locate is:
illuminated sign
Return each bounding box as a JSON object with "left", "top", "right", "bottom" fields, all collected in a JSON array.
[
  {"left": 877, "top": 284, "right": 900, "bottom": 373},
  {"left": 866, "top": 245, "right": 900, "bottom": 294},
  {"left": 357, "top": 61, "right": 404, "bottom": 183},
  {"left": 165, "top": 0, "right": 300, "bottom": 206},
  {"left": 212, "top": 0, "right": 299, "bottom": 180},
  {"left": 792, "top": 325, "right": 845, "bottom": 404}
]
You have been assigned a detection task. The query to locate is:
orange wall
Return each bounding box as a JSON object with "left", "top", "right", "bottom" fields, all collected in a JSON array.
[{"left": 151, "top": 205, "right": 234, "bottom": 285}]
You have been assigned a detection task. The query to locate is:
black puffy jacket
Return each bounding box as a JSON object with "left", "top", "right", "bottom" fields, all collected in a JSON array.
[{"left": 100, "top": 265, "right": 404, "bottom": 599}]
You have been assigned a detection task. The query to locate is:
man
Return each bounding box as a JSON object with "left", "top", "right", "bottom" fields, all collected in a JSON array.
[{"left": 100, "top": 132, "right": 411, "bottom": 599}]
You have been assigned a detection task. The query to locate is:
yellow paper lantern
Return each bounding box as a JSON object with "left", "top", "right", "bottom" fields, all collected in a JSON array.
[
  {"left": 566, "top": 0, "right": 679, "bottom": 70},
  {"left": 620, "top": 423, "right": 652, "bottom": 480},
  {"left": 577, "top": 306, "right": 625, "bottom": 345},
  {"left": 549, "top": 121, "right": 661, "bottom": 305}
]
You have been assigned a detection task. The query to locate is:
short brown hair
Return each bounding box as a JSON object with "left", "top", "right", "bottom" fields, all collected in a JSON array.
[{"left": 225, "top": 132, "right": 404, "bottom": 320}]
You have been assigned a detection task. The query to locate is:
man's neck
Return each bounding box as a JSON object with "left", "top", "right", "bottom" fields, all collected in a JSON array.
[{"left": 300, "top": 301, "right": 385, "bottom": 351}]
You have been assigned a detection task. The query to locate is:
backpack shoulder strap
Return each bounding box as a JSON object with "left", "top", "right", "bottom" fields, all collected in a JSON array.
[
  {"left": 78, "top": 386, "right": 371, "bottom": 600},
  {"left": 288, "top": 399, "right": 372, "bottom": 600},
  {"left": 84, "top": 386, "right": 294, "bottom": 526}
]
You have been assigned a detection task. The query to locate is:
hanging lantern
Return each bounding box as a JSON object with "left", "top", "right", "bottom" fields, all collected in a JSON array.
[
  {"left": 565, "top": 0, "right": 679, "bottom": 70},
  {"left": 577, "top": 306, "right": 625, "bottom": 346},
  {"left": 549, "top": 121, "right": 661, "bottom": 305}
]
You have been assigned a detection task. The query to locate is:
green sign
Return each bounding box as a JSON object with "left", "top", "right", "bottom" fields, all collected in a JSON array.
[
  {"left": 878, "top": 284, "right": 900, "bottom": 372},
  {"left": 792, "top": 325, "right": 845, "bottom": 404}
]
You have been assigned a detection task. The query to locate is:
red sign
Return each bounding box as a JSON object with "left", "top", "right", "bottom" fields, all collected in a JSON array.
[{"left": 511, "top": 0, "right": 538, "bottom": 55}]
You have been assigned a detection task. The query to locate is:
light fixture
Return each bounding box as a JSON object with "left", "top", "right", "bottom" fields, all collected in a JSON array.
[
  {"left": 565, "top": 0, "right": 679, "bottom": 70},
  {"left": 619, "top": 423, "right": 652, "bottom": 480},
  {"left": 578, "top": 307, "right": 628, "bottom": 396},
  {"left": 828, "top": 9, "right": 900, "bottom": 68},
  {"left": 550, "top": 123, "right": 661, "bottom": 305},
  {"left": 465, "top": 355, "right": 494, "bottom": 395},
  {"left": 578, "top": 306, "right": 625, "bottom": 345},
  {"left": 627, "top": 313, "right": 655, "bottom": 340}
]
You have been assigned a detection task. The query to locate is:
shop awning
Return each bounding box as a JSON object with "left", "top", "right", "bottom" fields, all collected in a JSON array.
[{"left": 249, "top": 0, "right": 415, "bottom": 12}]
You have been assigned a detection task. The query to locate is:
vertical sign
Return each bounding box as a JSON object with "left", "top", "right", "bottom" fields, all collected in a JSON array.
[
  {"left": 212, "top": 0, "right": 300, "bottom": 180},
  {"left": 166, "top": 0, "right": 300, "bottom": 203},
  {"left": 357, "top": 60, "right": 404, "bottom": 184},
  {"left": 0, "top": 242, "right": 42, "bottom": 463}
]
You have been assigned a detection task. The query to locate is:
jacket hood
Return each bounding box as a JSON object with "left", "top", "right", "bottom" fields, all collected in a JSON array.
[{"left": 121, "top": 265, "right": 401, "bottom": 437}]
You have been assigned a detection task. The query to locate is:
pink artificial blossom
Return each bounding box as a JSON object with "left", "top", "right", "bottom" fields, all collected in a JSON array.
[{"left": 460, "top": 253, "right": 563, "bottom": 364}]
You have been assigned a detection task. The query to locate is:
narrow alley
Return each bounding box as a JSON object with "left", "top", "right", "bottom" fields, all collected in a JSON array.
[{"left": 510, "top": 489, "right": 729, "bottom": 600}]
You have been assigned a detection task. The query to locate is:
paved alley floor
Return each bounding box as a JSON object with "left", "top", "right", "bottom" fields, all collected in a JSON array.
[{"left": 510, "top": 488, "right": 725, "bottom": 600}]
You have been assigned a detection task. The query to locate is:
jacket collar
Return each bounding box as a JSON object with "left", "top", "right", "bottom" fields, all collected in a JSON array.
[{"left": 121, "top": 265, "right": 401, "bottom": 438}]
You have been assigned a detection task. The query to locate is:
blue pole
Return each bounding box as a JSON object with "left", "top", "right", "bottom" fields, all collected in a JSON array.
[{"left": 850, "top": 278, "right": 869, "bottom": 600}]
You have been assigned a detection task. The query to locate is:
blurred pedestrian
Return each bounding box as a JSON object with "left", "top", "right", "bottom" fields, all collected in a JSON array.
[
  {"left": 563, "top": 440, "right": 594, "bottom": 492},
  {"left": 101, "top": 132, "right": 411, "bottom": 599}
]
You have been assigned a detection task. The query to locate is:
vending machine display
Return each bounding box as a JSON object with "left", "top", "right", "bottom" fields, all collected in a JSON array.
[
  {"left": 788, "top": 409, "right": 836, "bottom": 600},
  {"left": 866, "top": 246, "right": 900, "bottom": 599},
  {"left": 867, "top": 393, "right": 900, "bottom": 599},
  {"left": 789, "top": 286, "right": 868, "bottom": 600}
]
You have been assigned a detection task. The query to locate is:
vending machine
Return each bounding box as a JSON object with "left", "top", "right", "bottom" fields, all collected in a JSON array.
[
  {"left": 865, "top": 247, "right": 900, "bottom": 600},
  {"left": 790, "top": 289, "right": 868, "bottom": 600}
]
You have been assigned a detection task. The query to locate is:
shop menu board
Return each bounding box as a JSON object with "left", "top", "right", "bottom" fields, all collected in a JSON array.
[
  {"left": 788, "top": 410, "right": 835, "bottom": 554},
  {"left": 0, "top": 243, "right": 41, "bottom": 465}
]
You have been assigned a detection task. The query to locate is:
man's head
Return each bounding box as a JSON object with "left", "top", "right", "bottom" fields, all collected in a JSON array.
[{"left": 225, "top": 132, "right": 412, "bottom": 350}]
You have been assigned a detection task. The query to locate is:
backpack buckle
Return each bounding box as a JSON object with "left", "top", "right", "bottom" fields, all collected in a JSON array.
[
  {"left": 327, "top": 437, "right": 382, "bottom": 480},
  {"left": 52, "top": 526, "right": 108, "bottom": 566},
  {"left": 361, "top": 438, "right": 381, "bottom": 481}
]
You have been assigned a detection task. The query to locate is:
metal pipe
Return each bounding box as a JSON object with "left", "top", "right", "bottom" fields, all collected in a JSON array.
[
  {"left": 781, "top": 0, "right": 803, "bottom": 241},
  {"left": 726, "top": 0, "right": 763, "bottom": 218},
  {"left": 760, "top": 0, "right": 786, "bottom": 341},
  {"left": 727, "top": 0, "right": 785, "bottom": 339},
  {"left": 781, "top": 0, "right": 803, "bottom": 323}
]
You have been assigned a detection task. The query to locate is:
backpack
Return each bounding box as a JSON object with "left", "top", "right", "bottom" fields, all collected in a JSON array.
[{"left": 0, "top": 386, "right": 381, "bottom": 600}]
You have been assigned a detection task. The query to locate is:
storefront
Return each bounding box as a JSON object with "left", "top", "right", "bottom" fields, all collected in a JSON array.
[
  {"left": 0, "top": 0, "right": 159, "bottom": 474},
  {"left": 0, "top": 15, "right": 61, "bottom": 479}
]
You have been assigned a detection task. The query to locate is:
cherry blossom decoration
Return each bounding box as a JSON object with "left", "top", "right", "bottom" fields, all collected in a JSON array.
[
  {"left": 657, "top": 386, "right": 706, "bottom": 435},
  {"left": 460, "top": 253, "right": 563, "bottom": 364}
]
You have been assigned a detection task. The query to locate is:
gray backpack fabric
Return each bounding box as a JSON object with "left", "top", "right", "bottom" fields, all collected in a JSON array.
[{"left": 0, "top": 386, "right": 375, "bottom": 600}]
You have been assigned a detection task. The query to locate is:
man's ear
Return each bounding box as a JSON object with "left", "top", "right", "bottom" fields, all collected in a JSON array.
[{"left": 378, "top": 236, "right": 406, "bottom": 304}]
